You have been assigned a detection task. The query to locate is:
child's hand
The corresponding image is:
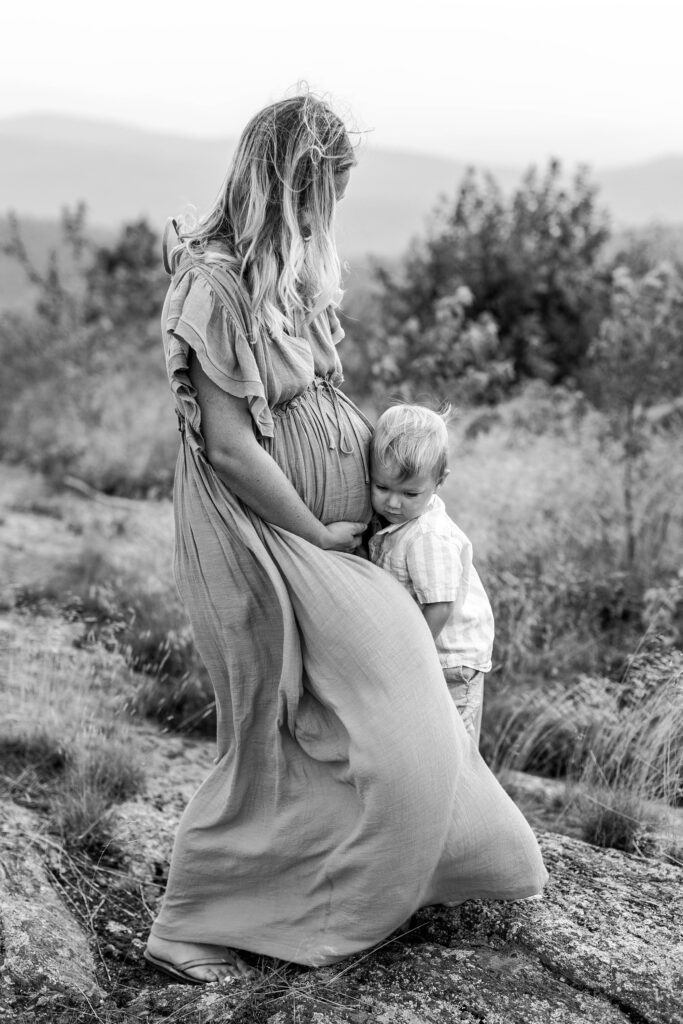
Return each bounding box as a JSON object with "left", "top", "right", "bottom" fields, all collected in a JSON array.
[{"left": 322, "top": 521, "right": 367, "bottom": 552}]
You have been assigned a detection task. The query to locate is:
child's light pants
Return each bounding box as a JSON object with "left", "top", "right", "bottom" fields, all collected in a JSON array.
[{"left": 443, "top": 666, "right": 485, "bottom": 746}]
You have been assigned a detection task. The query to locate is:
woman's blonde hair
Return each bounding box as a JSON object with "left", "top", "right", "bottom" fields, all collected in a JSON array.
[
  {"left": 177, "top": 93, "right": 354, "bottom": 340},
  {"left": 371, "top": 404, "right": 452, "bottom": 483}
]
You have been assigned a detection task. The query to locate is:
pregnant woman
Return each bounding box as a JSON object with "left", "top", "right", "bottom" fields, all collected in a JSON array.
[{"left": 144, "top": 92, "right": 547, "bottom": 985}]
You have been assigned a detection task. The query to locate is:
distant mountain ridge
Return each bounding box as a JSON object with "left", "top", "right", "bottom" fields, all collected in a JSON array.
[{"left": 1, "top": 114, "right": 683, "bottom": 263}]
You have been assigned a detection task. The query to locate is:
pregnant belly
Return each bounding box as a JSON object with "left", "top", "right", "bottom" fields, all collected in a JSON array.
[{"left": 264, "top": 384, "right": 373, "bottom": 525}]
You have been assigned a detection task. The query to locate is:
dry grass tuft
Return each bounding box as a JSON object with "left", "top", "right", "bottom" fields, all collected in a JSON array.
[
  {"left": 579, "top": 790, "right": 651, "bottom": 855},
  {"left": 438, "top": 387, "right": 683, "bottom": 853},
  {"left": 486, "top": 638, "right": 683, "bottom": 853},
  {"left": 52, "top": 741, "right": 146, "bottom": 856},
  {"left": 482, "top": 677, "right": 618, "bottom": 778},
  {"left": 12, "top": 535, "right": 217, "bottom": 735},
  {"left": 0, "top": 729, "right": 71, "bottom": 778},
  {"left": 1, "top": 617, "right": 145, "bottom": 857}
]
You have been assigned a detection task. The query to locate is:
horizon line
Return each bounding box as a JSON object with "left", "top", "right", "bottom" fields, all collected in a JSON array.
[{"left": 2, "top": 109, "right": 683, "bottom": 175}]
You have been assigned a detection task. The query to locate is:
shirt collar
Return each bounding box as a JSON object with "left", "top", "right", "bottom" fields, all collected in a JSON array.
[{"left": 371, "top": 494, "right": 443, "bottom": 537}]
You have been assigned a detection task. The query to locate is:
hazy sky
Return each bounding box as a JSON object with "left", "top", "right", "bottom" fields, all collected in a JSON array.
[{"left": 4, "top": 0, "right": 682, "bottom": 167}]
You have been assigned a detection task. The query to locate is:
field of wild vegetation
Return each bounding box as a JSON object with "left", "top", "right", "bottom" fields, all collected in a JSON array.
[{"left": 1, "top": 160, "right": 683, "bottom": 874}]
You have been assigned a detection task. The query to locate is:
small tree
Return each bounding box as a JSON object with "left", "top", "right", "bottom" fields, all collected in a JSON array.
[
  {"left": 85, "top": 218, "right": 168, "bottom": 330},
  {"left": 377, "top": 287, "right": 513, "bottom": 404},
  {"left": 584, "top": 262, "right": 683, "bottom": 567},
  {"left": 366, "top": 159, "right": 611, "bottom": 401},
  {"left": 1, "top": 204, "right": 90, "bottom": 337}
]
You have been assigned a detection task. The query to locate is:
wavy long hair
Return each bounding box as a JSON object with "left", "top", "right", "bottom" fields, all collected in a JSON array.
[{"left": 177, "top": 94, "right": 355, "bottom": 340}]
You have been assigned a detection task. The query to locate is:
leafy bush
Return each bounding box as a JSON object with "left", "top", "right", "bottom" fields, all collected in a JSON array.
[{"left": 348, "top": 159, "right": 611, "bottom": 405}]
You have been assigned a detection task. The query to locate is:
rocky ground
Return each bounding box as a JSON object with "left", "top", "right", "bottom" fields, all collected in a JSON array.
[
  {"left": 2, "top": 737, "right": 682, "bottom": 1024},
  {"left": 1, "top": 466, "right": 682, "bottom": 1023}
]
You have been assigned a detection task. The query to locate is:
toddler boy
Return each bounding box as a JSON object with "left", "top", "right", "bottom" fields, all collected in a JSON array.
[{"left": 368, "top": 404, "right": 494, "bottom": 744}]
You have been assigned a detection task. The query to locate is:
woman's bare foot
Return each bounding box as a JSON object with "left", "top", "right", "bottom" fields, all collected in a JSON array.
[{"left": 145, "top": 934, "right": 255, "bottom": 984}]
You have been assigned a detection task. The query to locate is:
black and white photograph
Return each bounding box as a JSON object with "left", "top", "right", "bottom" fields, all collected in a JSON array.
[{"left": 1, "top": 2, "right": 681, "bottom": 1021}]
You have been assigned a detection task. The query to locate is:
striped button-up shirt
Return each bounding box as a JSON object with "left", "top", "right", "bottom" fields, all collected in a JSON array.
[{"left": 369, "top": 495, "right": 494, "bottom": 672}]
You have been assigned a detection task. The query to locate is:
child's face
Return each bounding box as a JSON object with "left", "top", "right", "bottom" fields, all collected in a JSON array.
[{"left": 371, "top": 458, "right": 441, "bottom": 525}]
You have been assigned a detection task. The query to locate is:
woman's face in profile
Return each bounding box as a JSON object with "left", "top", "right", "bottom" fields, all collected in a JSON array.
[{"left": 334, "top": 161, "right": 354, "bottom": 201}]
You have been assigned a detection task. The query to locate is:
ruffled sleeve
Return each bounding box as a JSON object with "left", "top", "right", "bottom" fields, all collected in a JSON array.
[{"left": 163, "top": 260, "right": 274, "bottom": 449}]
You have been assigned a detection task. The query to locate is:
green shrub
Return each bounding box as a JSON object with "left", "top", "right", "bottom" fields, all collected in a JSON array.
[{"left": 358, "top": 160, "right": 610, "bottom": 403}]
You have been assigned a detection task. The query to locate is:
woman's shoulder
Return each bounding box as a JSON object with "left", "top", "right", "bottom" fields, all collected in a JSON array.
[
  {"left": 167, "top": 247, "right": 253, "bottom": 337},
  {"left": 170, "top": 243, "right": 241, "bottom": 282}
]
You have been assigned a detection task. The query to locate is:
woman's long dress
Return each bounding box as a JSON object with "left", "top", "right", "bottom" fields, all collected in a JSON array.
[{"left": 151, "top": 254, "right": 547, "bottom": 966}]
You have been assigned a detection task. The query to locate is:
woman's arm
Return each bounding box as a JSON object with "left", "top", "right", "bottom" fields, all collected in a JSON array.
[{"left": 190, "top": 357, "right": 366, "bottom": 552}]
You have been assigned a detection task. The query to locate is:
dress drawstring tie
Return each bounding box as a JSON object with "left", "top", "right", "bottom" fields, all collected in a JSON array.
[
  {"left": 274, "top": 376, "right": 370, "bottom": 485},
  {"left": 312, "top": 377, "right": 354, "bottom": 456}
]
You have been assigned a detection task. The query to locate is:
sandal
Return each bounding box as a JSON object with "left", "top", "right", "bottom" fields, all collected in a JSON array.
[{"left": 144, "top": 948, "right": 242, "bottom": 985}]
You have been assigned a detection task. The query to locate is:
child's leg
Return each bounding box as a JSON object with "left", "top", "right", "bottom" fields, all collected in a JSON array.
[{"left": 443, "top": 667, "right": 485, "bottom": 745}]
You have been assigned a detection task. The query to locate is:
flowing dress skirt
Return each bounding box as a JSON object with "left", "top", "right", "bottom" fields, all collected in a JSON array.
[{"left": 150, "top": 384, "right": 547, "bottom": 965}]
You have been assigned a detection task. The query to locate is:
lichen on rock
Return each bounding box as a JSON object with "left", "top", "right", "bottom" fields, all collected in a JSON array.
[{"left": 0, "top": 803, "right": 104, "bottom": 1015}]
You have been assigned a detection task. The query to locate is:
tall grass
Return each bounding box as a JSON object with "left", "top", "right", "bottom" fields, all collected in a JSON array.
[
  {"left": 482, "top": 632, "right": 683, "bottom": 856},
  {"left": 436, "top": 386, "right": 683, "bottom": 850},
  {"left": 13, "top": 533, "right": 216, "bottom": 736},
  {"left": 52, "top": 738, "right": 146, "bottom": 856},
  {"left": 1, "top": 617, "right": 146, "bottom": 857},
  {"left": 441, "top": 386, "right": 683, "bottom": 688},
  {"left": 485, "top": 645, "right": 682, "bottom": 797},
  {"left": 5, "top": 381, "right": 683, "bottom": 855},
  {"left": 444, "top": 384, "right": 683, "bottom": 581}
]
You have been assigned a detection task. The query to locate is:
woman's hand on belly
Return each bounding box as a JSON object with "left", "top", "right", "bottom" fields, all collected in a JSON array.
[{"left": 191, "top": 357, "right": 365, "bottom": 549}]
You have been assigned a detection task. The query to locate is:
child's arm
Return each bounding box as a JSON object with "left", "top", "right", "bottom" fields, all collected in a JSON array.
[
  {"left": 405, "top": 531, "right": 461, "bottom": 641},
  {"left": 421, "top": 600, "right": 455, "bottom": 641}
]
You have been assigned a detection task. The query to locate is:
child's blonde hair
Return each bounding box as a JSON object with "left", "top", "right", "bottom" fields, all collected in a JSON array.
[{"left": 371, "top": 404, "right": 452, "bottom": 483}]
